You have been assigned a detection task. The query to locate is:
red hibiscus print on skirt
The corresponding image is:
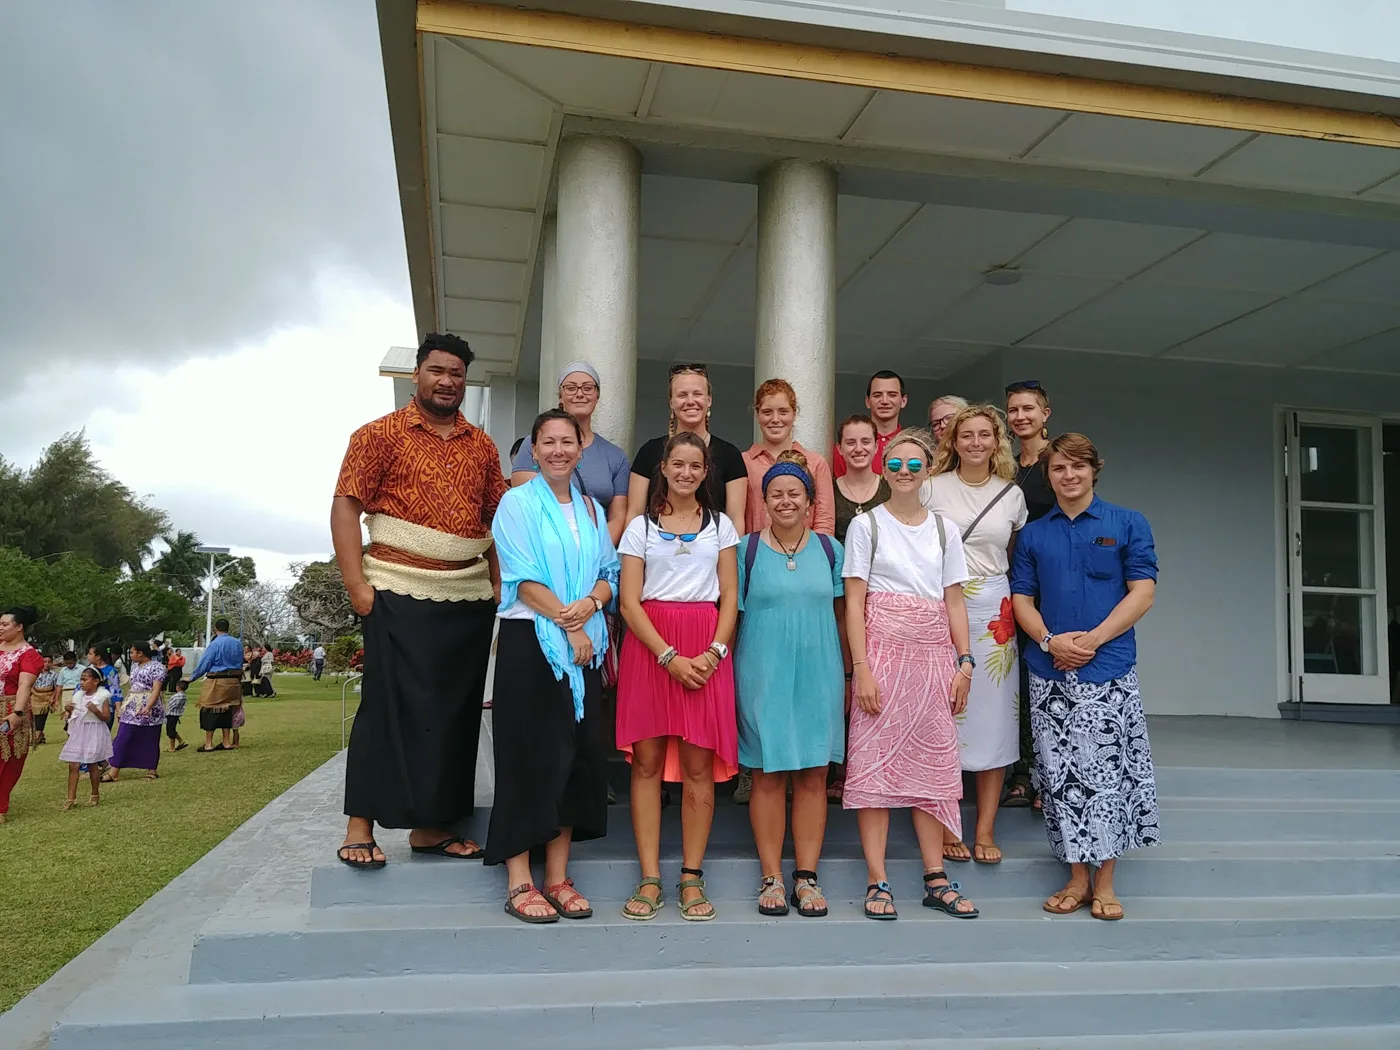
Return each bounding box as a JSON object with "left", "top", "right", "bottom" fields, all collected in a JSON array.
[{"left": 988, "top": 597, "right": 1016, "bottom": 646}]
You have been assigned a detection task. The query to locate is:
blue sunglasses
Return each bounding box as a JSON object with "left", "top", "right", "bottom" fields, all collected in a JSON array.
[
  {"left": 885, "top": 457, "right": 924, "bottom": 474},
  {"left": 657, "top": 529, "right": 700, "bottom": 542}
]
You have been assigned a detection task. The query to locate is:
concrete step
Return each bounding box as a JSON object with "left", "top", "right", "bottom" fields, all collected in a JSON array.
[
  {"left": 51, "top": 958, "right": 1400, "bottom": 1049},
  {"left": 1150, "top": 766, "right": 1400, "bottom": 801},
  {"left": 188, "top": 896, "right": 1400, "bottom": 984},
  {"left": 664, "top": 1033, "right": 1400, "bottom": 1050},
  {"left": 308, "top": 849, "right": 1400, "bottom": 908}
]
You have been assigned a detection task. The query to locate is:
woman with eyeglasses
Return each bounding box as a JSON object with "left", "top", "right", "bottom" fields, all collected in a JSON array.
[
  {"left": 627, "top": 365, "right": 747, "bottom": 530},
  {"left": 1003, "top": 380, "right": 1055, "bottom": 811},
  {"left": 741, "top": 378, "right": 835, "bottom": 535},
  {"left": 616, "top": 431, "right": 740, "bottom": 922},
  {"left": 927, "top": 395, "right": 969, "bottom": 448},
  {"left": 512, "top": 361, "right": 631, "bottom": 545},
  {"left": 843, "top": 433, "right": 978, "bottom": 921},
  {"left": 923, "top": 404, "right": 1027, "bottom": 866}
]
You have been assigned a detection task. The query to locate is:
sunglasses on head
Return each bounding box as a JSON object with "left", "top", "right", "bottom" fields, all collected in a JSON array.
[
  {"left": 669, "top": 363, "right": 709, "bottom": 377},
  {"left": 885, "top": 457, "right": 924, "bottom": 474},
  {"left": 1005, "top": 379, "right": 1043, "bottom": 394}
]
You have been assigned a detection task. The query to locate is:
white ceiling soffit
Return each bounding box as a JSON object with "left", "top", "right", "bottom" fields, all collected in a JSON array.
[{"left": 425, "top": 36, "right": 1400, "bottom": 379}]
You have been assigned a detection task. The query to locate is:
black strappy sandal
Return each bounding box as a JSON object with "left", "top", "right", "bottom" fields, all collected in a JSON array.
[
  {"left": 337, "top": 841, "right": 386, "bottom": 869},
  {"left": 864, "top": 881, "right": 898, "bottom": 920},
  {"left": 922, "top": 870, "right": 979, "bottom": 918}
]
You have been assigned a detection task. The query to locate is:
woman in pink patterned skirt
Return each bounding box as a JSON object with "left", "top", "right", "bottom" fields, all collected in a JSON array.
[{"left": 842, "top": 433, "right": 979, "bottom": 921}]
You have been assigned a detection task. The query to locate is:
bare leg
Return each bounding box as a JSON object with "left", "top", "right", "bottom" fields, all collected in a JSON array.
[
  {"left": 624, "top": 738, "right": 665, "bottom": 917},
  {"left": 789, "top": 766, "right": 829, "bottom": 873},
  {"left": 748, "top": 768, "right": 788, "bottom": 877},
  {"left": 66, "top": 764, "right": 80, "bottom": 802},
  {"left": 221, "top": 729, "right": 232, "bottom": 749},
  {"left": 505, "top": 851, "right": 555, "bottom": 919},
  {"left": 1091, "top": 858, "right": 1123, "bottom": 919},
  {"left": 973, "top": 767, "right": 1005, "bottom": 862},
  {"left": 857, "top": 807, "right": 894, "bottom": 915},
  {"left": 914, "top": 809, "right": 978, "bottom": 914},
  {"left": 677, "top": 739, "right": 717, "bottom": 918},
  {"left": 339, "top": 816, "right": 386, "bottom": 865},
  {"left": 203, "top": 730, "right": 214, "bottom": 749},
  {"left": 87, "top": 765, "right": 102, "bottom": 803}
]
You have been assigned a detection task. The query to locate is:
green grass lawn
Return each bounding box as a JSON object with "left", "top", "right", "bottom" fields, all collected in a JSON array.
[{"left": 0, "top": 674, "right": 359, "bottom": 1013}]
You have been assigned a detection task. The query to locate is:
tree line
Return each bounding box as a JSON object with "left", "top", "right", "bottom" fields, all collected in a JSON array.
[{"left": 0, "top": 433, "right": 356, "bottom": 650}]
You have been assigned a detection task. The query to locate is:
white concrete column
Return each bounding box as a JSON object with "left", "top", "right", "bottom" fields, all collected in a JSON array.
[
  {"left": 536, "top": 217, "right": 559, "bottom": 412},
  {"left": 484, "top": 376, "right": 517, "bottom": 474},
  {"left": 555, "top": 137, "right": 640, "bottom": 456},
  {"left": 461, "top": 386, "right": 485, "bottom": 427},
  {"left": 754, "top": 159, "right": 837, "bottom": 454}
]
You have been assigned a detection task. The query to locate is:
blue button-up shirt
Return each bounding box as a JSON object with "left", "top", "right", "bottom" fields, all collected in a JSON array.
[
  {"left": 187, "top": 633, "right": 245, "bottom": 682},
  {"left": 1010, "top": 494, "right": 1157, "bottom": 684}
]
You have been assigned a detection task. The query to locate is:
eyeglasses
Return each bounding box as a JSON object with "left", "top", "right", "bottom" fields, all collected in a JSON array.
[
  {"left": 1005, "top": 379, "right": 1043, "bottom": 394},
  {"left": 560, "top": 383, "right": 597, "bottom": 396},
  {"left": 930, "top": 414, "right": 957, "bottom": 430},
  {"left": 669, "top": 363, "right": 709, "bottom": 377},
  {"left": 885, "top": 458, "right": 923, "bottom": 474}
]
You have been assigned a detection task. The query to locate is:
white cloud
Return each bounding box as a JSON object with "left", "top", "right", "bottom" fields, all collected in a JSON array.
[{"left": 10, "top": 271, "right": 414, "bottom": 572}]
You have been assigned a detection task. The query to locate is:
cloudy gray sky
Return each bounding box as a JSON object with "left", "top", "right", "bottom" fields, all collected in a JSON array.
[{"left": 1, "top": 0, "right": 415, "bottom": 581}]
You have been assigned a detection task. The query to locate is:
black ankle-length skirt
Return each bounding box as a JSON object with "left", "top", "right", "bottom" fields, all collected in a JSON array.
[
  {"left": 344, "top": 591, "right": 495, "bottom": 829},
  {"left": 484, "top": 618, "right": 608, "bottom": 865}
]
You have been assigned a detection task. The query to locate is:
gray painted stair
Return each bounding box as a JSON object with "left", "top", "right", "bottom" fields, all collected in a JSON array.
[{"left": 48, "top": 765, "right": 1400, "bottom": 1047}]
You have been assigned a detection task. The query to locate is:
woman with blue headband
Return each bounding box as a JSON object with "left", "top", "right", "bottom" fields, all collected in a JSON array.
[{"left": 735, "top": 450, "right": 846, "bottom": 917}]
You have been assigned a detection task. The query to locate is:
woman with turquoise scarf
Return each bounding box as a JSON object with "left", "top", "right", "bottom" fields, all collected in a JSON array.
[{"left": 486, "top": 409, "right": 621, "bottom": 924}]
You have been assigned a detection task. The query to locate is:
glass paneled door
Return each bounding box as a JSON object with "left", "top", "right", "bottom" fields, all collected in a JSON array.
[{"left": 1285, "top": 413, "right": 1390, "bottom": 704}]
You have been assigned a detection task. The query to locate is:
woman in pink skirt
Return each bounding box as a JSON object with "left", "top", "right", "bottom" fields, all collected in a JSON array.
[
  {"left": 617, "top": 431, "right": 739, "bottom": 922},
  {"left": 843, "top": 432, "right": 979, "bottom": 921}
]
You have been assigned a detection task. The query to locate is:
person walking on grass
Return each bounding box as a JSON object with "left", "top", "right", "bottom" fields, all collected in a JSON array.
[
  {"left": 165, "top": 679, "right": 190, "bottom": 752},
  {"left": 186, "top": 619, "right": 244, "bottom": 753},
  {"left": 104, "top": 642, "right": 166, "bottom": 783},
  {"left": 60, "top": 667, "right": 113, "bottom": 809},
  {"left": 311, "top": 644, "right": 326, "bottom": 681}
]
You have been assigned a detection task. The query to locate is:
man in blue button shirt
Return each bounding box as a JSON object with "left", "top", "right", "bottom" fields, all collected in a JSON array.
[
  {"left": 186, "top": 618, "right": 245, "bottom": 752},
  {"left": 1010, "top": 433, "right": 1160, "bottom": 922}
]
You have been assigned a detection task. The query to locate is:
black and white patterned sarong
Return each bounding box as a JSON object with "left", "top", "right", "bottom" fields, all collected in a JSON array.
[{"left": 1029, "top": 668, "right": 1161, "bottom": 865}]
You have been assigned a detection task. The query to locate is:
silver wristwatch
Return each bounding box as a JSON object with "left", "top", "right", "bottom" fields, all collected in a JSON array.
[
  {"left": 1039, "top": 633, "right": 1054, "bottom": 652},
  {"left": 708, "top": 642, "right": 729, "bottom": 660}
]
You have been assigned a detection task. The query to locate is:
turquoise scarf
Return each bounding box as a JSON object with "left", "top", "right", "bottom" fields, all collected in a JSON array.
[{"left": 494, "top": 474, "right": 620, "bottom": 721}]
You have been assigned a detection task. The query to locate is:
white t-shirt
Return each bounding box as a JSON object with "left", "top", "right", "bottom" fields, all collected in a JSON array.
[
  {"left": 499, "top": 501, "right": 585, "bottom": 620},
  {"left": 618, "top": 511, "right": 740, "bottom": 603},
  {"left": 921, "top": 473, "right": 1028, "bottom": 578},
  {"left": 71, "top": 686, "right": 111, "bottom": 725},
  {"left": 841, "top": 503, "right": 970, "bottom": 600},
  {"left": 313, "top": 647, "right": 325, "bottom": 661}
]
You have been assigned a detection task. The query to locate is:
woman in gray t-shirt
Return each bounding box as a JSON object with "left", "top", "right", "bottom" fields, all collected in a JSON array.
[{"left": 511, "top": 360, "right": 631, "bottom": 544}]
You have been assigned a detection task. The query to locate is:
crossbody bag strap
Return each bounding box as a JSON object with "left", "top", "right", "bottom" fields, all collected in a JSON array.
[
  {"left": 959, "top": 481, "right": 1015, "bottom": 544},
  {"left": 741, "top": 533, "right": 761, "bottom": 604}
]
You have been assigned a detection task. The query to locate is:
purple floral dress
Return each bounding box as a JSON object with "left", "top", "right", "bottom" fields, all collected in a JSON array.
[{"left": 119, "top": 660, "right": 166, "bottom": 726}]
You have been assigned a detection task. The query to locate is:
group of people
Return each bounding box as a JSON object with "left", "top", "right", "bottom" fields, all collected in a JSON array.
[
  {"left": 0, "top": 617, "right": 263, "bottom": 821},
  {"left": 333, "top": 332, "right": 1160, "bottom": 927}
]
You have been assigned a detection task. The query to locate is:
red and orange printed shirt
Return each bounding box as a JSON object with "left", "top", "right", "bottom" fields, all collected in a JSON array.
[{"left": 334, "top": 402, "right": 507, "bottom": 538}]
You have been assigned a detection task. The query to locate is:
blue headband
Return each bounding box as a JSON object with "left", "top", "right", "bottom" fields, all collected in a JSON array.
[{"left": 762, "top": 461, "right": 813, "bottom": 497}]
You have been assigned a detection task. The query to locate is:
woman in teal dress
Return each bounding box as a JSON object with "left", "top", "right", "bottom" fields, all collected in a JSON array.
[{"left": 736, "top": 450, "right": 846, "bottom": 918}]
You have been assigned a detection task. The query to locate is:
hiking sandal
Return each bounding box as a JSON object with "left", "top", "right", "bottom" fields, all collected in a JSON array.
[
  {"left": 758, "top": 874, "right": 789, "bottom": 916},
  {"left": 864, "top": 881, "right": 897, "bottom": 920},
  {"left": 922, "top": 870, "right": 979, "bottom": 918},
  {"left": 790, "top": 870, "right": 828, "bottom": 917},
  {"left": 505, "top": 883, "right": 559, "bottom": 924},
  {"left": 622, "top": 876, "right": 665, "bottom": 921},
  {"left": 678, "top": 867, "right": 716, "bottom": 921},
  {"left": 542, "top": 877, "right": 593, "bottom": 919}
]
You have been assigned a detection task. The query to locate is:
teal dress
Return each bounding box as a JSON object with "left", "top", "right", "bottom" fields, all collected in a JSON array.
[{"left": 735, "top": 535, "right": 846, "bottom": 772}]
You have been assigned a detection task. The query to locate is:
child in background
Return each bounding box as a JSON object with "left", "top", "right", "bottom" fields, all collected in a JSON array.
[
  {"left": 166, "top": 679, "right": 189, "bottom": 752},
  {"left": 60, "top": 667, "right": 113, "bottom": 809}
]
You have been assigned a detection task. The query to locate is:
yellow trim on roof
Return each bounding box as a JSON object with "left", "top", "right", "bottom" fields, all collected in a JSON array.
[{"left": 417, "top": 0, "right": 1400, "bottom": 148}]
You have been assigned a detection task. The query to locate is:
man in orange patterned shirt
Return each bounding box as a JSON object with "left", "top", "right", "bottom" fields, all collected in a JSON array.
[{"left": 332, "top": 332, "right": 507, "bottom": 869}]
